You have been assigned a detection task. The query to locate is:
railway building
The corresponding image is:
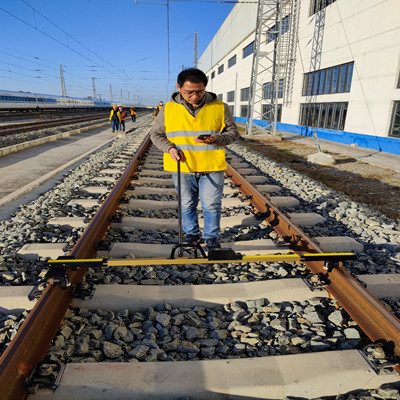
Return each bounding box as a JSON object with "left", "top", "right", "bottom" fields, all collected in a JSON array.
[{"left": 198, "top": 0, "right": 400, "bottom": 155}]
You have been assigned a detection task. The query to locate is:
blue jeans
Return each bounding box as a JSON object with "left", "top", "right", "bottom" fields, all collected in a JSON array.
[
  {"left": 172, "top": 171, "right": 224, "bottom": 240},
  {"left": 119, "top": 120, "right": 125, "bottom": 131},
  {"left": 111, "top": 120, "right": 119, "bottom": 131}
]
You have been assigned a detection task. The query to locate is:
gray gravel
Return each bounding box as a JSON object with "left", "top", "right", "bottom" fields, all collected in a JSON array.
[
  {"left": 46, "top": 298, "right": 368, "bottom": 363},
  {"left": 1, "top": 126, "right": 400, "bottom": 399}
]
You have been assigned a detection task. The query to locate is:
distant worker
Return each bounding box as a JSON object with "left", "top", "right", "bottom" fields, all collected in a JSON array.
[
  {"left": 150, "top": 68, "right": 240, "bottom": 251},
  {"left": 154, "top": 101, "right": 163, "bottom": 119},
  {"left": 119, "top": 106, "right": 126, "bottom": 131},
  {"left": 130, "top": 107, "right": 137, "bottom": 122},
  {"left": 109, "top": 105, "right": 120, "bottom": 132}
]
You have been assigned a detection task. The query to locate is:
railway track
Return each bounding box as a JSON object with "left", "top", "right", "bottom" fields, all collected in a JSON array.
[
  {"left": 0, "top": 114, "right": 108, "bottom": 136},
  {"left": 0, "top": 122, "right": 399, "bottom": 399}
]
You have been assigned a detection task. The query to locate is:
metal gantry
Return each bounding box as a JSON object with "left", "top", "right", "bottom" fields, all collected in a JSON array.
[
  {"left": 304, "top": 0, "right": 327, "bottom": 151},
  {"left": 59, "top": 64, "right": 67, "bottom": 97},
  {"left": 245, "top": 0, "right": 300, "bottom": 136},
  {"left": 92, "top": 77, "right": 97, "bottom": 100}
]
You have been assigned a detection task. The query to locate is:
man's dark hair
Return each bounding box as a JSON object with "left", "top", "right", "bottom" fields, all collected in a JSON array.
[{"left": 177, "top": 68, "right": 208, "bottom": 87}]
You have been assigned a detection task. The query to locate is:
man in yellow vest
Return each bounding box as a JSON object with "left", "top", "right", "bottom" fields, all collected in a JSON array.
[
  {"left": 150, "top": 68, "right": 239, "bottom": 250},
  {"left": 109, "top": 105, "right": 120, "bottom": 132},
  {"left": 130, "top": 107, "right": 136, "bottom": 122}
]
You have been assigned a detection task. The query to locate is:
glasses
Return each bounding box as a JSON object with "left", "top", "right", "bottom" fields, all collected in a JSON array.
[{"left": 181, "top": 89, "right": 205, "bottom": 97}]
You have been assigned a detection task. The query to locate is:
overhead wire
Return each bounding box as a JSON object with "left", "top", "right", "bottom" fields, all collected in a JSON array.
[{"left": 0, "top": 2, "right": 147, "bottom": 97}]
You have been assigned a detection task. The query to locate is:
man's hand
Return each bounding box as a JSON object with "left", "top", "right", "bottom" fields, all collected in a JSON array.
[
  {"left": 194, "top": 134, "right": 217, "bottom": 144},
  {"left": 168, "top": 148, "right": 183, "bottom": 162}
]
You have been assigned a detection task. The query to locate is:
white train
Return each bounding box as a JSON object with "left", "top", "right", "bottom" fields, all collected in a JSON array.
[{"left": 0, "top": 89, "right": 113, "bottom": 111}]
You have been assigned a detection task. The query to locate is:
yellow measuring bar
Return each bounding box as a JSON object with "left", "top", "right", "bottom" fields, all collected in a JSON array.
[{"left": 46, "top": 253, "right": 356, "bottom": 268}]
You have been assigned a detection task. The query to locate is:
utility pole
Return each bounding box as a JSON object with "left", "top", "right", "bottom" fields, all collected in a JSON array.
[
  {"left": 92, "top": 77, "right": 97, "bottom": 99},
  {"left": 110, "top": 84, "right": 113, "bottom": 102},
  {"left": 193, "top": 32, "right": 198, "bottom": 68},
  {"left": 59, "top": 64, "right": 67, "bottom": 97}
]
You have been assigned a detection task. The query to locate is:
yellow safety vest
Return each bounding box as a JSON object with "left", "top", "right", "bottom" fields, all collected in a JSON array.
[{"left": 163, "top": 101, "right": 227, "bottom": 173}]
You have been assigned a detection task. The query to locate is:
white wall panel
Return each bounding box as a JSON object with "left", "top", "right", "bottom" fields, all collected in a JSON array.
[{"left": 199, "top": 0, "right": 400, "bottom": 138}]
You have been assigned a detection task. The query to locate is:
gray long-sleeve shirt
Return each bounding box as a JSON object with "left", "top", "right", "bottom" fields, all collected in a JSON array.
[{"left": 150, "top": 91, "right": 240, "bottom": 154}]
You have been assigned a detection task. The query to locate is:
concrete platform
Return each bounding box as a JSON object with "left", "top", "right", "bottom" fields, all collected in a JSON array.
[
  {"left": 29, "top": 350, "right": 398, "bottom": 400},
  {"left": 17, "top": 243, "right": 67, "bottom": 261},
  {"left": 108, "top": 239, "right": 288, "bottom": 258},
  {"left": 0, "top": 125, "right": 118, "bottom": 211}
]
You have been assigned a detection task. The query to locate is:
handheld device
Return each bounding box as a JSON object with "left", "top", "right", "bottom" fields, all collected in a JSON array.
[{"left": 197, "top": 134, "right": 211, "bottom": 140}]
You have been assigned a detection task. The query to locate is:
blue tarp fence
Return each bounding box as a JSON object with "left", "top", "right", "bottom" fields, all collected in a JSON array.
[{"left": 234, "top": 117, "right": 400, "bottom": 156}]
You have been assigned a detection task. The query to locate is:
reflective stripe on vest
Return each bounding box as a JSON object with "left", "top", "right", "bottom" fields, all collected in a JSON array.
[{"left": 163, "top": 101, "right": 227, "bottom": 173}]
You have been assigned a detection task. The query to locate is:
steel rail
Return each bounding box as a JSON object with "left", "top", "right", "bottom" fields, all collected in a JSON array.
[
  {"left": 0, "top": 114, "right": 107, "bottom": 136},
  {"left": 226, "top": 164, "right": 400, "bottom": 365},
  {"left": 0, "top": 135, "right": 151, "bottom": 400}
]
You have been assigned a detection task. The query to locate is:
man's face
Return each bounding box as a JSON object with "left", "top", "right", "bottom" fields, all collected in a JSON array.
[{"left": 177, "top": 81, "right": 206, "bottom": 106}]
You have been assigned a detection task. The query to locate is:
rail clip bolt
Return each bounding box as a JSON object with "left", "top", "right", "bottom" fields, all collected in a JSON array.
[
  {"left": 372, "top": 347, "right": 386, "bottom": 359},
  {"left": 39, "top": 364, "right": 54, "bottom": 376}
]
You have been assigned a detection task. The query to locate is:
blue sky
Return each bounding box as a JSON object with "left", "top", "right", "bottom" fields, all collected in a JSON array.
[{"left": 0, "top": 0, "right": 236, "bottom": 105}]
